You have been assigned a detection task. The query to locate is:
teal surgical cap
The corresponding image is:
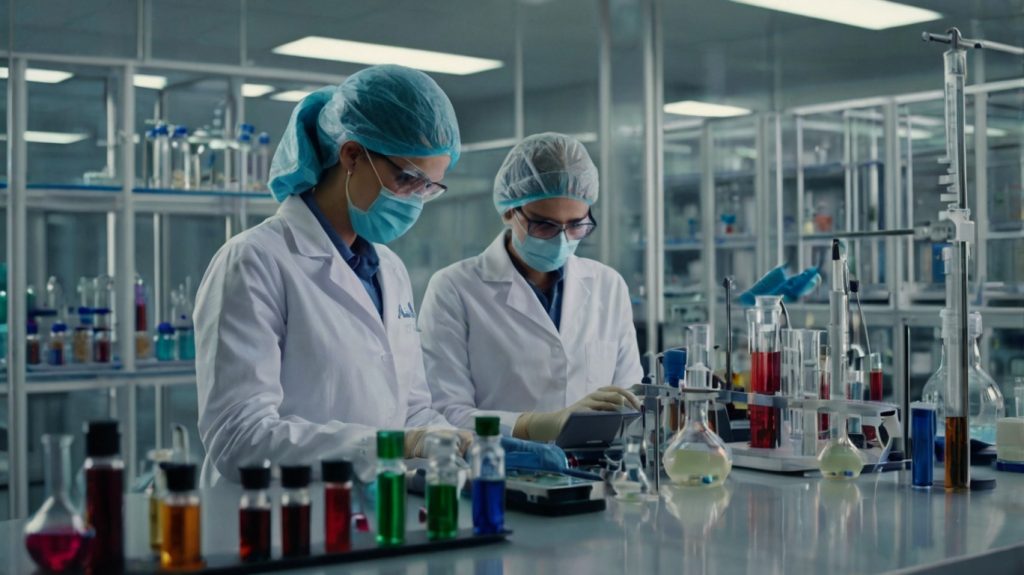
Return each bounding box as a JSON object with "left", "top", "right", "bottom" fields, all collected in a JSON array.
[{"left": 493, "top": 132, "right": 598, "bottom": 214}]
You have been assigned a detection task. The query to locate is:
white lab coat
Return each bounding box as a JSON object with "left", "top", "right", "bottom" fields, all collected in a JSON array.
[
  {"left": 194, "top": 195, "right": 449, "bottom": 486},
  {"left": 419, "top": 231, "right": 644, "bottom": 433}
]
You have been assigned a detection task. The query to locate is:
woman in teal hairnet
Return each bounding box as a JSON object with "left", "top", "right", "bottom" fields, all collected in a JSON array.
[
  {"left": 419, "top": 132, "right": 644, "bottom": 441},
  {"left": 193, "top": 65, "right": 470, "bottom": 486}
]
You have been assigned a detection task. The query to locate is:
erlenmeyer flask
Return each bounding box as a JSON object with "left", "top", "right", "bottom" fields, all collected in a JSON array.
[
  {"left": 23, "top": 434, "right": 94, "bottom": 573},
  {"left": 663, "top": 395, "right": 733, "bottom": 487},
  {"left": 818, "top": 411, "right": 864, "bottom": 480}
]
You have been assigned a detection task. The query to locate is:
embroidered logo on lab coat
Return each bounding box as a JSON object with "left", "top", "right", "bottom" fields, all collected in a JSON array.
[{"left": 398, "top": 302, "right": 416, "bottom": 319}]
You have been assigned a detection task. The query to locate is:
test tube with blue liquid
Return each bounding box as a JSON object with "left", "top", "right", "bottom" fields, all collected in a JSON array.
[{"left": 911, "top": 402, "right": 937, "bottom": 489}]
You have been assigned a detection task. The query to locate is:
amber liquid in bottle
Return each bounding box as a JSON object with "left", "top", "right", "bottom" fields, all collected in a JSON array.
[{"left": 161, "top": 502, "right": 202, "bottom": 570}]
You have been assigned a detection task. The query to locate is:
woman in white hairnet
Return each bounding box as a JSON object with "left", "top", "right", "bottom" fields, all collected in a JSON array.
[
  {"left": 194, "top": 65, "right": 470, "bottom": 485},
  {"left": 419, "top": 132, "right": 644, "bottom": 441}
]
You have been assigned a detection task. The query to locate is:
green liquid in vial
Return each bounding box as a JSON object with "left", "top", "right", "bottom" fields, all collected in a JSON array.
[
  {"left": 426, "top": 484, "right": 459, "bottom": 540},
  {"left": 376, "top": 471, "right": 406, "bottom": 546},
  {"left": 664, "top": 450, "right": 732, "bottom": 487},
  {"left": 818, "top": 442, "right": 864, "bottom": 480}
]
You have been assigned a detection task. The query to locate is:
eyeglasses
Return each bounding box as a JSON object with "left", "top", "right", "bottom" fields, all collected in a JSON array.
[
  {"left": 367, "top": 150, "right": 448, "bottom": 202},
  {"left": 514, "top": 208, "right": 598, "bottom": 241}
]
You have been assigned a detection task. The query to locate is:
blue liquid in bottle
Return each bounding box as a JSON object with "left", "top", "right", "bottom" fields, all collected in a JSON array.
[{"left": 471, "top": 479, "right": 505, "bottom": 535}]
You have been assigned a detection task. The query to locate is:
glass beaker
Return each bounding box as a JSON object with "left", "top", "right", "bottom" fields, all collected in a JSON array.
[
  {"left": 23, "top": 434, "right": 94, "bottom": 573},
  {"left": 748, "top": 296, "right": 782, "bottom": 448},
  {"left": 609, "top": 436, "right": 656, "bottom": 501},
  {"left": 781, "top": 329, "right": 804, "bottom": 447},
  {"left": 663, "top": 393, "right": 733, "bottom": 487},
  {"left": 818, "top": 410, "right": 864, "bottom": 480},
  {"left": 798, "top": 331, "right": 825, "bottom": 455}
]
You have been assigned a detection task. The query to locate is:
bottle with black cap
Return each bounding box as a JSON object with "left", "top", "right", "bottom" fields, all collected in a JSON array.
[
  {"left": 279, "top": 464, "right": 311, "bottom": 557},
  {"left": 83, "top": 420, "right": 124, "bottom": 572},
  {"left": 322, "top": 459, "right": 353, "bottom": 553},
  {"left": 238, "top": 460, "right": 272, "bottom": 562},
  {"left": 159, "top": 462, "right": 202, "bottom": 570}
]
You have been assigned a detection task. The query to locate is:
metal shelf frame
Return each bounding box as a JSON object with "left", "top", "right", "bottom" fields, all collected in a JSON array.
[{"left": 2, "top": 49, "right": 338, "bottom": 518}]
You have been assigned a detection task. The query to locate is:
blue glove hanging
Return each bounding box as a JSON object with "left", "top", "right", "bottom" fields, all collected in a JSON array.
[{"left": 739, "top": 265, "right": 821, "bottom": 305}]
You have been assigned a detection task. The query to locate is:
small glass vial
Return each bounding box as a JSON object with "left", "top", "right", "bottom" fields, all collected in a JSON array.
[
  {"left": 83, "top": 421, "right": 124, "bottom": 573},
  {"left": 160, "top": 463, "right": 203, "bottom": 570},
  {"left": 93, "top": 326, "right": 112, "bottom": 364},
  {"left": 27, "top": 320, "right": 41, "bottom": 365},
  {"left": 238, "top": 461, "right": 272, "bottom": 562},
  {"left": 322, "top": 459, "right": 353, "bottom": 553},
  {"left": 176, "top": 322, "right": 195, "bottom": 361},
  {"left": 72, "top": 308, "right": 93, "bottom": 365},
  {"left": 155, "top": 322, "right": 176, "bottom": 361},
  {"left": 471, "top": 417, "right": 506, "bottom": 534},
  {"left": 280, "top": 464, "right": 311, "bottom": 558},
  {"left": 425, "top": 432, "right": 460, "bottom": 540},
  {"left": 47, "top": 322, "right": 68, "bottom": 366},
  {"left": 376, "top": 430, "right": 406, "bottom": 546}
]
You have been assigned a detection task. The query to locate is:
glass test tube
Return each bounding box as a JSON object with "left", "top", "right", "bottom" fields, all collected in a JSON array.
[
  {"left": 942, "top": 305, "right": 970, "bottom": 490},
  {"left": 868, "top": 352, "right": 884, "bottom": 402},
  {"left": 798, "top": 330, "right": 824, "bottom": 456},
  {"left": 376, "top": 431, "right": 407, "bottom": 546},
  {"left": 781, "top": 329, "right": 804, "bottom": 446},
  {"left": 911, "top": 403, "right": 937, "bottom": 489},
  {"left": 322, "top": 459, "right": 353, "bottom": 553},
  {"left": 687, "top": 324, "right": 713, "bottom": 389}
]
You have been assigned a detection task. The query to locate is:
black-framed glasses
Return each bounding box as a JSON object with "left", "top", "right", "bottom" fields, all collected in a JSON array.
[
  {"left": 514, "top": 208, "right": 598, "bottom": 241},
  {"left": 368, "top": 151, "right": 448, "bottom": 202}
]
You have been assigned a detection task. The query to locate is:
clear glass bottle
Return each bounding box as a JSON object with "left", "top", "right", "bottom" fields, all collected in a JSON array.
[
  {"left": 73, "top": 308, "right": 94, "bottom": 365},
  {"left": 920, "top": 310, "right": 1005, "bottom": 444},
  {"left": 27, "top": 320, "right": 42, "bottom": 365},
  {"left": 236, "top": 131, "right": 252, "bottom": 192},
  {"left": 748, "top": 295, "right": 783, "bottom": 448},
  {"left": 609, "top": 435, "right": 655, "bottom": 500},
  {"left": 155, "top": 123, "right": 172, "bottom": 189},
  {"left": 84, "top": 420, "right": 124, "bottom": 573},
  {"left": 160, "top": 463, "right": 202, "bottom": 570},
  {"left": 170, "top": 126, "right": 192, "bottom": 190},
  {"left": 376, "top": 430, "right": 407, "bottom": 546},
  {"left": 23, "top": 434, "right": 93, "bottom": 573},
  {"left": 135, "top": 275, "right": 152, "bottom": 360},
  {"left": 155, "top": 322, "right": 176, "bottom": 361},
  {"left": 280, "top": 464, "right": 311, "bottom": 557},
  {"left": 663, "top": 391, "right": 733, "bottom": 487},
  {"left": 47, "top": 321, "right": 68, "bottom": 366},
  {"left": 426, "top": 432, "right": 460, "bottom": 540},
  {"left": 322, "top": 459, "right": 353, "bottom": 553},
  {"left": 255, "top": 132, "right": 272, "bottom": 190},
  {"left": 238, "top": 461, "right": 272, "bottom": 562},
  {"left": 145, "top": 449, "right": 173, "bottom": 555},
  {"left": 471, "top": 417, "right": 506, "bottom": 533}
]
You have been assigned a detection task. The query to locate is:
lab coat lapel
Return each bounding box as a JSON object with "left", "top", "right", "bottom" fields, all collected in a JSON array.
[
  {"left": 557, "top": 255, "right": 593, "bottom": 341},
  {"left": 480, "top": 232, "right": 560, "bottom": 339},
  {"left": 278, "top": 196, "right": 387, "bottom": 339}
]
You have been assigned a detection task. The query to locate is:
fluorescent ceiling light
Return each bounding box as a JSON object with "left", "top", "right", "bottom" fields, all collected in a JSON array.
[
  {"left": 242, "top": 83, "right": 275, "bottom": 98},
  {"left": 728, "top": 0, "right": 941, "bottom": 31},
  {"left": 272, "top": 36, "right": 504, "bottom": 76},
  {"left": 664, "top": 100, "right": 751, "bottom": 118},
  {"left": 270, "top": 90, "right": 313, "bottom": 102},
  {"left": 909, "top": 115, "right": 943, "bottom": 127},
  {"left": 965, "top": 125, "right": 1008, "bottom": 138},
  {"left": 26, "top": 131, "right": 89, "bottom": 144},
  {"left": 134, "top": 74, "right": 168, "bottom": 90},
  {"left": 898, "top": 127, "right": 933, "bottom": 140},
  {"left": 0, "top": 67, "right": 74, "bottom": 83}
]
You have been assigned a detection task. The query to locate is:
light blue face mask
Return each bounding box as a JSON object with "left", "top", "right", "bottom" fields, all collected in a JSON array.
[
  {"left": 511, "top": 216, "right": 580, "bottom": 273},
  {"left": 346, "top": 156, "right": 424, "bottom": 244}
]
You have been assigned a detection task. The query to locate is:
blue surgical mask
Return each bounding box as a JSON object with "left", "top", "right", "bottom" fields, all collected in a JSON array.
[
  {"left": 511, "top": 221, "right": 580, "bottom": 273},
  {"left": 346, "top": 163, "right": 423, "bottom": 245}
]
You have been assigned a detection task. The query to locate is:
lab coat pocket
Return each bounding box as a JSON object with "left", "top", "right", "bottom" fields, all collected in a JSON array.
[{"left": 585, "top": 340, "right": 618, "bottom": 386}]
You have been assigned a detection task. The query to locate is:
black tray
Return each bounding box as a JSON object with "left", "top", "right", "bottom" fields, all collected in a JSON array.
[{"left": 126, "top": 529, "right": 511, "bottom": 574}]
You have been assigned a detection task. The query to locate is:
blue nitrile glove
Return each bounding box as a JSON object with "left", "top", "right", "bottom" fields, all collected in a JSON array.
[{"left": 501, "top": 437, "right": 570, "bottom": 472}]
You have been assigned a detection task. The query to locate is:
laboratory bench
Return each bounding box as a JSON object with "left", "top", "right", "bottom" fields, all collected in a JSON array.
[{"left": 3, "top": 467, "right": 1024, "bottom": 574}]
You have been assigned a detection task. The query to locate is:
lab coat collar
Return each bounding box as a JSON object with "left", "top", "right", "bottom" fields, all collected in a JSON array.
[
  {"left": 278, "top": 195, "right": 333, "bottom": 259},
  {"left": 478, "top": 231, "right": 593, "bottom": 338},
  {"left": 277, "top": 194, "right": 386, "bottom": 334}
]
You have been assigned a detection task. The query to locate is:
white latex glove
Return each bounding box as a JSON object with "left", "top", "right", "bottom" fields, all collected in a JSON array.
[
  {"left": 403, "top": 428, "right": 474, "bottom": 459},
  {"left": 513, "top": 386, "right": 641, "bottom": 442}
]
